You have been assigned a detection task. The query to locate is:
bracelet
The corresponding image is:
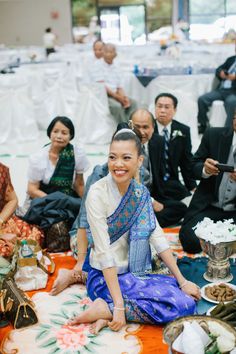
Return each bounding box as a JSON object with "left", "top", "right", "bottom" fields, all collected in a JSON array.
[
  {"left": 179, "top": 280, "right": 189, "bottom": 289},
  {"left": 114, "top": 306, "right": 125, "bottom": 311}
]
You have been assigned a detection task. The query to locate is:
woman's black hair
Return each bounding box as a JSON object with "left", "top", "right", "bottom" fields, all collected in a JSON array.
[
  {"left": 47, "top": 116, "right": 75, "bottom": 140},
  {"left": 111, "top": 129, "right": 142, "bottom": 156}
]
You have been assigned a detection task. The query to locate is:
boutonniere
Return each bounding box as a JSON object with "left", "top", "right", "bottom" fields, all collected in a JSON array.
[{"left": 171, "top": 130, "right": 184, "bottom": 140}]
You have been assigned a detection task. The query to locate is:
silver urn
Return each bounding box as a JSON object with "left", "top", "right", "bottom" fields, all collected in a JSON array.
[{"left": 199, "top": 237, "right": 236, "bottom": 282}]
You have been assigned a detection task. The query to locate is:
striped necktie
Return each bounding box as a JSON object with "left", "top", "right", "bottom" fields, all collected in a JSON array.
[{"left": 163, "top": 127, "right": 170, "bottom": 181}]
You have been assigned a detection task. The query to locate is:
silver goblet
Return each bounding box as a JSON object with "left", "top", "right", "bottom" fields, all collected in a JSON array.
[{"left": 198, "top": 237, "right": 236, "bottom": 282}]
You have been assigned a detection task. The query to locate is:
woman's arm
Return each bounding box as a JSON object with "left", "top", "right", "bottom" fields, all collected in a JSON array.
[
  {"left": 102, "top": 267, "right": 126, "bottom": 331},
  {"left": 0, "top": 188, "right": 18, "bottom": 226},
  {"left": 27, "top": 181, "right": 47, "bottom": 199},
  {"left": 75, "top": 228, "right": 88, "bottom": 269},
  {"left": 150, "top": 224, "right": 201, "bottom": 300},
  {"left": 159, "top": 249, "right": 201, "bottom": 300},
  {"left": 74, "top": 174, "right": 84, "bottom": 198}
]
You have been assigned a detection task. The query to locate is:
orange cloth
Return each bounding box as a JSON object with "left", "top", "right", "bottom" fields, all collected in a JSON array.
[{"left": 0, "top": 254, "right": 168, "bottom": 353}]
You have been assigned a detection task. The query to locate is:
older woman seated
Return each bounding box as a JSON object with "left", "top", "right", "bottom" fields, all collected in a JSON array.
[
  {"left": 0, "top": 162, "right": 43, "bottom": 257},
  {"left": 20, "top": 116, "right": 90, "bottom": 251}
]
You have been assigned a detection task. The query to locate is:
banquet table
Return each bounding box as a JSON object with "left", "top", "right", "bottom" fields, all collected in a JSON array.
[
  {"left": 1, "top": 40, "right": 231, "bottom": 151},
  {"left": 123, "top": 72, "right": 214, "bottom": 106}
]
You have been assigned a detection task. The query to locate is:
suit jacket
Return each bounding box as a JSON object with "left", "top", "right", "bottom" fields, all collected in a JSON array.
[
  {"left": 215, "top": 55, "right": 236, "bottom": 90},
  {"left": 183, "top": 127, "right": 234, "bottom": 223},
  {"left": 148, "top": 132, "right": 166, "bottom": 201},
  {"left": 154, "top": 120, "right": 196, "bottom": 191}
]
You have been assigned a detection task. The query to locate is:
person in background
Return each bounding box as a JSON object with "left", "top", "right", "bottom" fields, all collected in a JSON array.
[
  {"left": 154, "top": 93, "right": 196, "bottom": 201},
  {"left": 87, "top": 40, "right": 105, "bottom": 83},
  {"left": 19, "top": 116, "right": 89, "bottom": 251},
  {"left": 67, "top": 129, "right": 200, "bottom": 334},
  {"left": 131, "top": 108, "right": 187, "bottom": 226},
  {"left": 93, "top": 40, "right": 104, "bottom": 60},
  {"left": 0, "top": 162, "right": 43, "bottom": 251},
  {"left": 197, "top": 40, "right": 236, "bottom": 133},
  {"left": 101, "top": 43, "right": 137, "bottom": 123},
  {"left": 179, "top": 112, "right": 236, "bottom": 254},
  {"left": 43, "top": 27, "right": 56, "bottom": 57}
]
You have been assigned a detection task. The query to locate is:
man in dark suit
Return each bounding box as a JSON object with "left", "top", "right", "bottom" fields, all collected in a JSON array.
[
  {"left": 197, "top": 41, "right": 236, "bottom": 133},
  {"left": 179, "top": 116, "right": 236, "bottom": 254},
  {"left": 154, "top": 93, "right": 196, "bottom": 201},
  {"left": 131, "top": 108, "right": 187, "bottom": 227}
]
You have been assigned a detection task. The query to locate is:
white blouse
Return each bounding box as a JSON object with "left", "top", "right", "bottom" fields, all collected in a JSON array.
[
  {"left": 86, "top": 174, "right": 169, "bottom": 274},
  {"left": 28, "top": 144, "right": 90, "bottom": 184}
]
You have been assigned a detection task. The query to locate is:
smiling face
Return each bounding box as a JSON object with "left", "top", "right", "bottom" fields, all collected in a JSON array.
[
  {"left": 131, "top": 110, "right": 154, "bottom": 145},
  {"left": 108, "top": 139, "right": 143, "bottom": 193},
  {"left": 50, "top": 121, "right": 71, "bottom": 149},
  {"left": 155, "top": 96, "right": 176, "bottom": 126}
]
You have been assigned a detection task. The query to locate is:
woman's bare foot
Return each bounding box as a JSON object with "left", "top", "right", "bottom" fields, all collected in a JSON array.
[
  {"left": 50, "top": 268, "right": 83, "bottom": 296},
  {"left": 68, "top": 298, "right": 112, "bottom": 325},
  {"left": 90, "top": 319, "right": 109, "bottom": 335}
]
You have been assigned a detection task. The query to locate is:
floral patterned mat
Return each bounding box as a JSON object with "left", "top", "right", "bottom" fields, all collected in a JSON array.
[
  {"left": 0, "top": 228, "right": 201, "bottom": 354},
  {"left": 2, "top": 285, "right": 141, "bottom": 354},
  {"left": 0, "top": 254, "right": 169, "bottom": 354}
]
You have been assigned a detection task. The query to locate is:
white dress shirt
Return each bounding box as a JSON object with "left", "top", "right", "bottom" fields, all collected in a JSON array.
[
  {"left": 156, "top": 121, "right": 172, "bottom": 137},
  {"left": 28, "top": 145, "right": 90, "bottom": 184},
  {"left": 101, "top": 60, "right": 121, "bottom": 91},
  {"left": 86, "top": 174, "right": 169, "bottom": 273}
]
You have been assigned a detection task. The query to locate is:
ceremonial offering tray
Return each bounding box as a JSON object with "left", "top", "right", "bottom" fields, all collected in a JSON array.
[
  {"left": 163, "top": 315, "right": 236, "bottom": 354},
  {"left": 194, "top": 218, "right": 236, "bottom": 282}
]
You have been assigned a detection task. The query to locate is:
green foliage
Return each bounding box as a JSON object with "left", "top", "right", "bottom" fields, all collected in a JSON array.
[
  {"left": 72, "top": 0, "right": 96, "bottom": 27},
  {"left": 71, "top": 0, "right": 172, "bottom": 29}
]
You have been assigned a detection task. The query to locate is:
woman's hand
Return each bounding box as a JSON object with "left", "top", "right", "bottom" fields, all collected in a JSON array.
[
  {"left": 181, "top": 280, "right": 201, "bottom": 301},
  {"left": 108, "top": 308, "right": 126, "bottom": 332}
]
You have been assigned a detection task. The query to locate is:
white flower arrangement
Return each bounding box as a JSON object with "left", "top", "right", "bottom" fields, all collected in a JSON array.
[
  {"left": 194, "top": 217, "right": 236, "bottom": 245},
  {"left": 171, "top": 130, "right": 184, "bottom": 139}
]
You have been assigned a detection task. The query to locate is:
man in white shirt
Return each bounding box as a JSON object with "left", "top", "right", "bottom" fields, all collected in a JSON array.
[
  {"left": 43, "top": 27, "right": 56, "bottom": 57},
  {"left": 87, "top": 40, "right": 105, "bottom": 82},
  {"left": 101, "top": 43, "right": 137, "bottom": 123},
  {"left": 179, "top": 113, "right": 236, "bottom": 253}
]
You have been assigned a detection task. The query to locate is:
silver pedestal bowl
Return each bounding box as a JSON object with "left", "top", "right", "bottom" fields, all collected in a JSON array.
[{"left": 198, "top": 237, "right": 236, "bottom": 282}]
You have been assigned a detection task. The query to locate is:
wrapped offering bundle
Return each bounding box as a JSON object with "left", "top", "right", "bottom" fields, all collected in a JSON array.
[{"left": 163, "top": 315, "right": 236, "bottom": 354}]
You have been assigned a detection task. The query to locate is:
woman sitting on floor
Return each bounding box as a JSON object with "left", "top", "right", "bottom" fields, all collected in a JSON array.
[
  {"left": 19, "top": 116, "right": 90, "bottom": 250},
  {"left": 0, "top": 162, "right": 43, "bottom": 249},
  {"left": 68, "top": 129, "right": 201, "bottom": 334}
]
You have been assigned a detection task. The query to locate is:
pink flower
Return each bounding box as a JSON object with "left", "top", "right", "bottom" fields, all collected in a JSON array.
[{"left": 56, "top": 325, "right": 89, "bottom": 350}]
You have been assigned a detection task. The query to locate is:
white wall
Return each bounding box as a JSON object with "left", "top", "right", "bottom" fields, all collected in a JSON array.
[{"left": 0, "top": 0, "right": 72, "bottom": 46}]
